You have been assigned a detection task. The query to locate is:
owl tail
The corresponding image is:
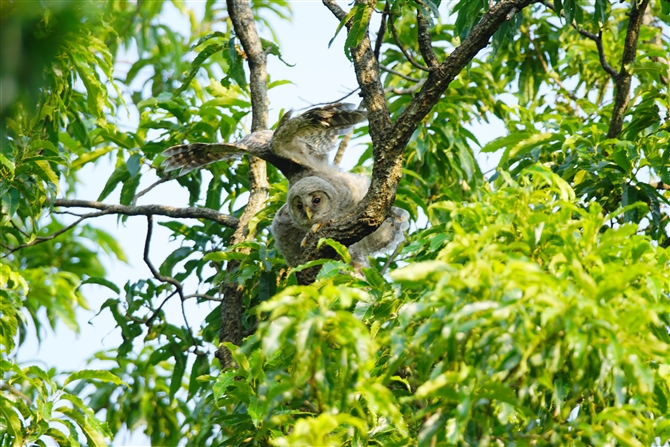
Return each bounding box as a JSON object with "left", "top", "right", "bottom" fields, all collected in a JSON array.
[{"left": 161, "top": 142, "right": 246, "bottom": 176}]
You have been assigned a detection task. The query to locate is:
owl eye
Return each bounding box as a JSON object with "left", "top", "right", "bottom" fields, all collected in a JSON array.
[
  {"left": 296, "top": 203, "right": 303, "bottom": 211},
  {"left": 312, "top": 197, "right": 321, "bottom": 205}
]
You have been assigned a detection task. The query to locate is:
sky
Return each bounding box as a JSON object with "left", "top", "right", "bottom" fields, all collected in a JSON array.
[{"left": 16, "top": 2, "right": 507, "bottom": 445}]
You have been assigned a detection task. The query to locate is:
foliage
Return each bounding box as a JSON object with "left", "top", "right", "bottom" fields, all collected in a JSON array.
[{"left": 1, "top": 0, "right": 670, "bottom": 445}]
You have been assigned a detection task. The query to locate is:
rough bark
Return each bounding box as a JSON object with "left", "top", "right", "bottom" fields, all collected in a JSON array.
[
  {"left": 299, "top": 0, "right": 537, "bottom": 284},
  {"left": 607, "top": 0, "right": 650, "bottom": 139},
  {"left": 217, "top": 0, "right": 270, "bottom": 368}
]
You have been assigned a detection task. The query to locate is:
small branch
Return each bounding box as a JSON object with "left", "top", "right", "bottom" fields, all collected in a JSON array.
[
  {"left": 184, "top": 293, "right": 223, "bottom": 302},
  {"left": 373, "top": 2, "right": 390, "bottom": 61},
  {"left": 143, "top": 216, "right": 198, "bottom": 341},
  {"left": 304, "top": 87, "right": 361, "bottom": 109},
  {"left": 576, "top": 28, "right": 619, "bottom": 78},
  {"left": 385, "top": 78, "right": 427, "bottom": 95},
  {"left": 416, "top": 7, "right": 439, "bottom": 68},
  {"left": 53, "top": 199, "right": 239, "bottom": 228},
  {"left": 145, "top": 290, "right": 178, "bottom": 326},
  {"left": 380, "top": 64, "right": 422, "bottom": 83},
  {"left": 1, "top": 383, "right": 32, "bottom": 405},
  {"left": 528, "top": 35, "right": 578, "bottom": 101},
  {"left": 541, "top": 1, "right": 619, "bottom": 78},
  {"left": 333, "top": 129, "right": 354, "bottom": 167},
  {"left": 132, "top": 177, "right": 171, "bottom": 205},
  {"left": 389, "top": 14, "right": 431, "bottom": 72},
  {"left": 2, "top": 211, "right": 107, "bottom": 258}
]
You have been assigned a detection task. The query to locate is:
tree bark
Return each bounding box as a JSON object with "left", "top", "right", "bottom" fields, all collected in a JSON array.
[{"left": 217, "top": 0, "right": 270, "bottom": 368}]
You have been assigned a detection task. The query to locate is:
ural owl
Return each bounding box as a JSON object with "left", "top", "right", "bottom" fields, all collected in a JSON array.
[
  {"left": 271, "top": 171, "right": 410, "bottom": 268},
  {"left": 161, "top": 103, "right": 366, "bottom": 175}
]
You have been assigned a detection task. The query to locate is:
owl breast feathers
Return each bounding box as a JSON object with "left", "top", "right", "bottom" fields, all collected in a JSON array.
[
  {"left": 161, "top": 103, "right": 366, "bottom": 176},
  {"left": 271, "top": 171, "right": 409, "bottom": 268}
]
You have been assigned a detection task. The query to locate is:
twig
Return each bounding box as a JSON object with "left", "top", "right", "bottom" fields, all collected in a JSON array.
[
  {"left": 10, "top": 220, "right": 29, "bottom": 238},
  {"left": 184, "top": 293, "right": 223, "bottom": 302},
  {"left": 2, "top": 211, "right": 108, "bottom": 258},
  {"left": 576, "top": 28, "right": 619, "bottom": 78},
  {"left": 143, "top": 216, "right": 200, "bottom": 342},
  {"left": 373, "top": 2, "right": 390, "bottom": 61},
  {"left": 528, "top": 35, "right": 578, "bottom": 101},
  {"left": 53, "top": 199, "right": 239, "bottom": 228},
  {"left": 380, "top": 64, "right": 422, "bottom": 82},
  {"left": 1, "top": 383, "right": 32, "bottom": 405},
  {"left": 132, "top": 177, "right": 172, "bottom": 205},
  {"left": 333, "top": 129, "right": 354, "bottom": 166},
  {"left": 302, "top": 87, "right": 361, "bottom": 109},
  {"left": 388, "top": 14, "right": 432, "bottom": 72},
  {"left": 415, "top": 7, "right": 439, "bottom": 68},
  {"left": 540, "top": 1, "right": 619, "bottom": 78},
  {"left": 385, "top": 78, "right": 427, "bottom": 95},
  {"left": 145, "top": 290, "right": 178, "bottom": 326}
]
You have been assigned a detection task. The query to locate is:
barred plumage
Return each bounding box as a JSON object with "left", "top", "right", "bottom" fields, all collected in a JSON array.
[{"left": 160, "top": 103, "right": 366, "bottom": 176}]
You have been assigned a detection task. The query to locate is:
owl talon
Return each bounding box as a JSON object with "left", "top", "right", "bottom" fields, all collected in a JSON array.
[{"left": 300, "top": 223, "right": 323, "bottom": 249}]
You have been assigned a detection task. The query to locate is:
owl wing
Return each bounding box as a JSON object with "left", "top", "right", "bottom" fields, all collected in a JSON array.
[
  {"left": 273, "top": 103, "right": 367, "bottom": 157},
  {"left": 161, "top": 130, "right": 273, "bottom": 176}
]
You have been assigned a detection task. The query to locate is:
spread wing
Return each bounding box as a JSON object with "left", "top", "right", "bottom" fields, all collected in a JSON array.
[
  {"left": 273, "top": 103, "right": 368, "bottom": 156},
  {"left": 161, "top": 130, "right": 273, "bottom": 176}
]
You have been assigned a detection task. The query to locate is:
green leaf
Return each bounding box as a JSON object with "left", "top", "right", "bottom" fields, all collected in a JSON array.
[
  {"left": 317, "top": 238, "right": 351, "bottom": 264},
  {"left": 78, "top": 277, "right": 120, "bottom": 294},
  {"left": 344, "top": 3, "right": 373, "bottom": 59},
  {"left": 64, "top": 370, "right": 124, "bottom": 386},
  {"left": 97, "top": 163, "right": 130, "bottom": 202}
]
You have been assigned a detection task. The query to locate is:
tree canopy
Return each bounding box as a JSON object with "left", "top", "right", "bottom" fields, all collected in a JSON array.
[{"left": 2, "top": 0, "right": 670, "bottom": 445}]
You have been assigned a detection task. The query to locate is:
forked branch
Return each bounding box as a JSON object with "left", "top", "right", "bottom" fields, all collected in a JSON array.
[{"left": 304, "top": 0, "right": 537, "bottom": 284}]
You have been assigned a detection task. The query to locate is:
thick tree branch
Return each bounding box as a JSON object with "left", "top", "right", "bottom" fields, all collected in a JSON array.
[
  {"left": 607, "top": 0, "right": 650, "bottom": 139},
  {"left": 218, "top": 0, "right": 271, "bottom": 368},
  {"left": 304, "top": 0, "right": 537, "bottom": 284}
]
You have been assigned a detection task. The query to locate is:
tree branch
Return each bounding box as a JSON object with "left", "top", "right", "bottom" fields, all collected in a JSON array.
[
  {"left": 380, "top": 64, "right": 422, "bottom": 82},
  {"left": 576, "top": 28, "right": 619, "bottom": 78},
  {"left": 416, "top": 7, "right": 439, "bottom": 68},
  {"left": 53, "top": 199, "right": 239, "bottom": 228},
  {"left": 306, "top": 0, "right": 537, "bottom": 284},
  {"left": 528, "top": 34, "right": 578, "bottom": 101},
  {"left": 607, "top": 0, "right": 650, "bottom": 139},
  {"left": 218, "top": 0, "right": 271, "bottom": 368},
  {"left": 373, "top": 2, "right": 390, "bottom": 61},
  {"left": 388, "top": 14, "right": 432, "bottom": 72}
]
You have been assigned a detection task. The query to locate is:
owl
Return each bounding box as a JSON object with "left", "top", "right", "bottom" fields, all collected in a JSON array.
[
  {"left": 161, "top": 103, "right": 366, "bottom": 176},
  {"left": 271, "top": 171, "right": 410, "bottom": 268}
]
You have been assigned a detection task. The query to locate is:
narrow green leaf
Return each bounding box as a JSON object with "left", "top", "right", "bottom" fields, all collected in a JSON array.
[{"left": 64, "top": 370, "right": 124, "bottom": 386}]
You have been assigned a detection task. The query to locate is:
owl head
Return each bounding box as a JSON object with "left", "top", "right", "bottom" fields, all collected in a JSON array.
[{"left": 287, "top": 176, "right": 337, "bottom": 229}]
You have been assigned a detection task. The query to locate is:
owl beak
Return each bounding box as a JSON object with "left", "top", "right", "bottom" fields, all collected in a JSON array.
[{"left": 304, "top": 207, "right": 313, "bottom": 221}]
